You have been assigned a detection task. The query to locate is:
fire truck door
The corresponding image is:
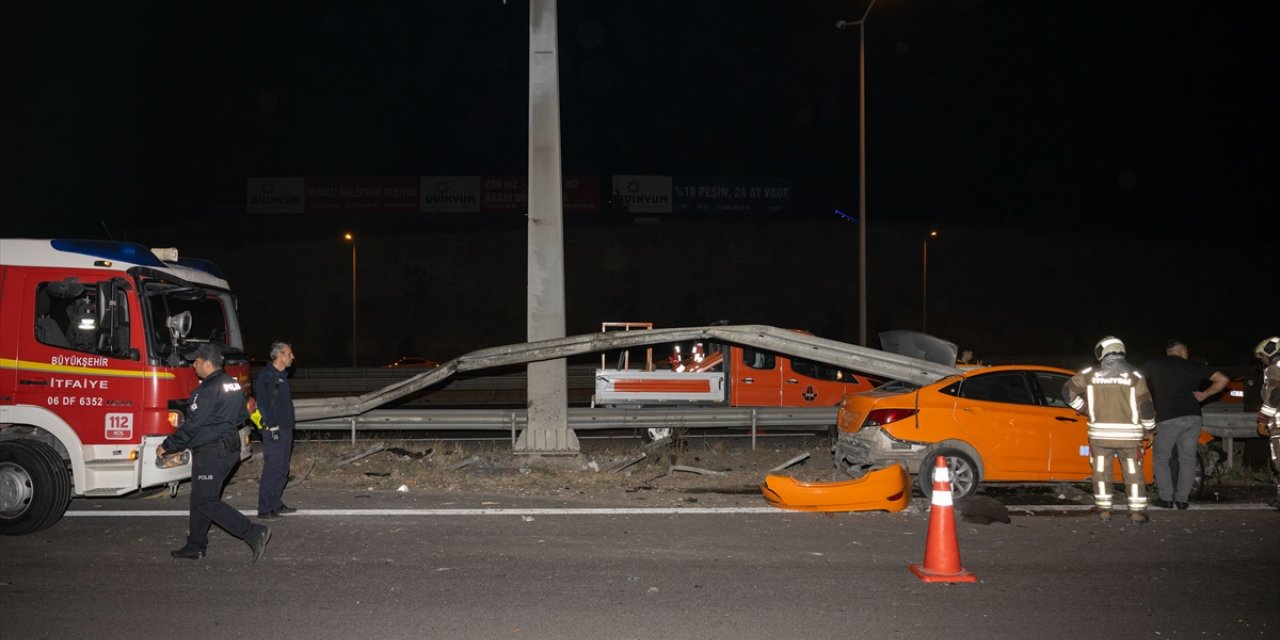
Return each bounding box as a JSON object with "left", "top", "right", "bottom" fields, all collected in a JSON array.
[{"left": 16, "top": 271, "right": 145, "bottom": 447}]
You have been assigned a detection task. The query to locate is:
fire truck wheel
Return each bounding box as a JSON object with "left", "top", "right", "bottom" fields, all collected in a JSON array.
[{"left": 0, "top": 440, "right": 73, "bottom": 536}]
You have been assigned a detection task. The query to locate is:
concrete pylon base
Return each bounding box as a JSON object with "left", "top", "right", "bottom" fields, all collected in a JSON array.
[{"left": 514, "top": 427, "right": 580, "bottom": 454}]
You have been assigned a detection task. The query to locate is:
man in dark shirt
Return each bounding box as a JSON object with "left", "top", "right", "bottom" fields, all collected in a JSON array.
[
  {"left": 158, "top": 343, "right": 271, "bottom": 561},
  {"left": 1141, "top": 339, "right": 1229, "bottom": 510},
  {"left": 255, "top": 341, "right": 297, "bottom": 519}
]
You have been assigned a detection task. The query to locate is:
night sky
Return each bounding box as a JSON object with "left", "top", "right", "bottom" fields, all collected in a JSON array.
[{"left": 4, "top": 1, "right": 1274, "bottom": 368}]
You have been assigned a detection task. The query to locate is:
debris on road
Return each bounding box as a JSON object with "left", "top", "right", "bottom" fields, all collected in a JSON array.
[
  {"left": 670, "top": 464, "right": 726, "bottom": 477},
  {"left": 334, "top": 442, "right": 386, "bottom": 466},
  {"left": 770, "top": 453, "right": 810, "bottom": 472},
  {"left": 387, "top": 446, "right": 433, "bottom": 461},
  {"left": 447, "top": 454, "right": 481, "bottom": 471},
  {"left": 956, "top": 495, "right": 1011, "bottom": 524},
  {"left": 610, "top": 452, "right": 647, "bottom": 473}
]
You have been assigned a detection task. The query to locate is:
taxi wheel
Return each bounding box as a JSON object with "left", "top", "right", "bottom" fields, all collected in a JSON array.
[{"left": 917, "top": 448, "right": 980, "bottom": 500}]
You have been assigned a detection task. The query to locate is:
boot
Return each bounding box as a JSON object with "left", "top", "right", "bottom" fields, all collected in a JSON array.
[
  {"left": 1129, "top": 511, "right": 1150, "bottom": 524},
  {"left": 170, "top": 544, "right": 206, "bottom": 560}
]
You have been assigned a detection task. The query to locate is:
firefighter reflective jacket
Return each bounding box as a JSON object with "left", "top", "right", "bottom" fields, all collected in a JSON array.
[
  {"left": 1063, "top": 355, "right": 1156, "bottom": 441},
  {"left": 1261, "top": 361, "right": 1280, "bottom": 431}
]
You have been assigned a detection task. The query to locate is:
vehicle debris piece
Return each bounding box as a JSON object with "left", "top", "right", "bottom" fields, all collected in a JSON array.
[
  {"left": 759, "top": 465, "right": 910, "bottom": 512},
  {"left": 387, "top": 446, "right": 433, "bottom": 461},
  {"left": 770, "top": 453, "right": 810, "bottom": 472},
  {"left": 610, "top": 452, "right": 647, "bottom": 473},
  {"left": 955, "top": 495, "right": 1011, "bottom": 524},
  {"left": 334, "top": 442, "right": 386, "bottom": 466},
  {"left": 298, "top": 459, "right": 317, "bottom": 482},
  {"left": 643, "top": 437, "right": 673, "bottom": 449},
  {"left": 670, "top": 464, "right": 726, "bottom": 477},
  {"left": 447, "top": 455, "right": 481, "bottom": 471}
]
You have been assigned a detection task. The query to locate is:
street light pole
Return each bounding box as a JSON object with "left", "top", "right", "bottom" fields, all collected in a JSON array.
[
  {"left": 837, "top": 0, "right": 878, "bottom": 346},
  {"left": 922, "top": 230, "right": 937, "bottom": 332},
  {"left": 344, "top": 232, "right": 357, "bottom": 367}
]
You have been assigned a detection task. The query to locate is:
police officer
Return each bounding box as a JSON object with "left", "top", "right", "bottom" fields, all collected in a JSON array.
[
  {"left": 1254, "top": 337, "right": 1280, "bottom": 508},
  {"left": 158, "top": 343, "right": 271, "bottom": 561},
  {"left": 1063, "top": 337, "right": 1157, "bottom": 524},
  {"left": 256, "top": 341, "right": 297, "bottom": 519}
]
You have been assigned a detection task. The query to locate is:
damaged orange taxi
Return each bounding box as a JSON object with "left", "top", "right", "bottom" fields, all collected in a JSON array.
[{"left": 833, "top": 364, "right": 1215, "bottom": 499}]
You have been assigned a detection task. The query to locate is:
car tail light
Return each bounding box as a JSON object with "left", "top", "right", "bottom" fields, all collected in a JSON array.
[{"left": 865, "top": 408, "right": 917, "bottom": 427}]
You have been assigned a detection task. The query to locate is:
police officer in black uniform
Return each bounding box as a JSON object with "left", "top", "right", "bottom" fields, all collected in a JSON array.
[{"left": 158, "top": 343, "right": 271, "bottom": 562}]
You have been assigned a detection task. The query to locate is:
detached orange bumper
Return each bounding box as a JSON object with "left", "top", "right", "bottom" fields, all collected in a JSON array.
[{"left": 760, "top": 465, "right": 911, "bottom": 513}]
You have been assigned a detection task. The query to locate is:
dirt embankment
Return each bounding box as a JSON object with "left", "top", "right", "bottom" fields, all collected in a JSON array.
[{"left": 236, "top": 436, "right": 839, "bottom": 507}]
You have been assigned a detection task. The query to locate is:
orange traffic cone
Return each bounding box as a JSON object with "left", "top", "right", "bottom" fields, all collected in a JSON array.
[{"left": 909, "top": 455, "right": 978, "bottom": 583}]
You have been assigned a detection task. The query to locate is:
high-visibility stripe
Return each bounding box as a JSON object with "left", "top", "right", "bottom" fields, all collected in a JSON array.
[
  {"left": 0, "top": 357, "right": 176, "bottom": 380},
  {"left": 613, "top": 379, "right": 711, "bottom": 393},
  {"left": 1128, "top": 387, "right": 1138, "bottom": 424},
  {"left": 932, "top": 489, "right": 953, "bottom": 507},
  {"left": 1086, "top": 385, "right": 1096, "bottom": 422}
]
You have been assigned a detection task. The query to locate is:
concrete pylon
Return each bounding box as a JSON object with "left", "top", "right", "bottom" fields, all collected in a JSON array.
[{"left": 518, "top": 0, "right": 578, "bottom": 454}]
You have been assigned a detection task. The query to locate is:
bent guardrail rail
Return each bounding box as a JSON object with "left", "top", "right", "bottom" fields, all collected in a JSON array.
[{"left": 293, "top": 324, "right": 961, "bottom": 422}]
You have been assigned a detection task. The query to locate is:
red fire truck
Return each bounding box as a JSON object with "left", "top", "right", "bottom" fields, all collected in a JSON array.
[{"left": 0, "top": 239, "right": 252, "bottom": 535}]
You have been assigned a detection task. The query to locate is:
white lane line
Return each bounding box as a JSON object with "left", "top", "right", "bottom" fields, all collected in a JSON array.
[
  {"left": 63, "top": 503, "right": 1274, "bottom": 518},
  {"left": 1011, "top": 503, "right": 1275, "bottom": 512},
  {"left": 67, "top": 507, "right": 784, "bottom": 518}
]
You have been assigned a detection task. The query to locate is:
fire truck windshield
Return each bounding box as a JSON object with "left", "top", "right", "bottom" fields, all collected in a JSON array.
[{"left": 142, "top": 280, "right": 245, "bottom": 366}]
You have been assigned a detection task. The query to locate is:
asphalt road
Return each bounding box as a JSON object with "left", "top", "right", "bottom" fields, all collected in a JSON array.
[{"left": 2, "top": 487, "right": 1276, "bottom": 640}]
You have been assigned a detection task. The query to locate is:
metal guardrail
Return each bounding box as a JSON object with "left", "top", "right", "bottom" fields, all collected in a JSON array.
[
  {"left": 1201, "top": 402, "right": 1259, "bottom": 439},
  {"left": 1201, "top": 402, "right": 1264, "bottom": 469},
  {"left": 299, "top": 406, "right": 840, "bottom": 446},
  {"left": 300, "top": 406, "right": 838, "bottom": 431},
  {"left": 291, "top": 324, "right": 960, "bottom": 422}
]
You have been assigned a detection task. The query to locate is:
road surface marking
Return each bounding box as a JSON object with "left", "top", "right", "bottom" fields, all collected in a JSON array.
[{"left": 64, "top": 503, "right": 1274, "bottom": 518}]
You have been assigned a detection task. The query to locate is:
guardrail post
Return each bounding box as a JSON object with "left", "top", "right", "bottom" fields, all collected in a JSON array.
[
  {"left": 751, "top": 408, "right": 758, "bottom": 451},
  {"left": 350, "top": 418, "right": 357, "bottom": 445}
]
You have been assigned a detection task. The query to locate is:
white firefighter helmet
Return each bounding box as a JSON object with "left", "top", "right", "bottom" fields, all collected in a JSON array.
[
  {"left": 1255, "top": 336, "right": 1280, "bottom": 360},
  {"left": 1094, "top": 336, "right": 1125, "bottom": 361}
]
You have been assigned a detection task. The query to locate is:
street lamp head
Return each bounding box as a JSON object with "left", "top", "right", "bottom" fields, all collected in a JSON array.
[
  {"left": 343, "top": 232, "right": 354, "bottom": 242},
  {"left": 928, "top": 230, "right": 938, "bottom": 239}
]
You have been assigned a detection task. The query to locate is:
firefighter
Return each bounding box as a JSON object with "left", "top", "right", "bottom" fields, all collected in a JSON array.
[
  {"left": 1254, "top": 337, "right": 1280, "bottom": 508},
  {"left": 1063, "top": 337, "right": 1157, "bottom": 524}
]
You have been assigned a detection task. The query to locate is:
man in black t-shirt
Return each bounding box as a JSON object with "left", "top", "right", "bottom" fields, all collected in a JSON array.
[{"left": 1141, "top": 339, "right": 1229, "bottom": 509}]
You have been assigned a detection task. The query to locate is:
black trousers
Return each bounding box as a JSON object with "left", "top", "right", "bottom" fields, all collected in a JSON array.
[
  {"left": 257, "top": 427, "right": 293, "bottom": 515},
  {"left": 186, "top": 443, "right": 255, "bottom": 550}
]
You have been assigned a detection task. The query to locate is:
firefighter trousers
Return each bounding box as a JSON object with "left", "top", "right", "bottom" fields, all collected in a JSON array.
[{"left": 1090, "top": 439, "right": 1148, "bottom": 512}]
